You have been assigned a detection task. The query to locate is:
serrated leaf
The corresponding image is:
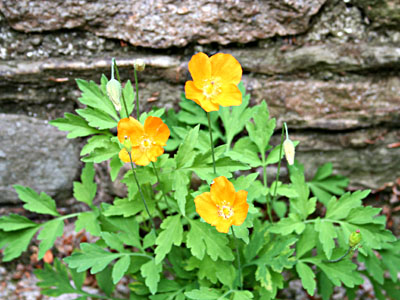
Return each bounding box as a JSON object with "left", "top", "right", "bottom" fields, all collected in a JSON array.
[
  {"left": 314, "top": 218, "right": 337, "bottom": 259},
  {"left": 233, "top": 291, "right": 254, "bottom": 300},
  {"left": 101, "top": 232, "right": 125, "bottom": 252},
  {"left": 0, "top": 214, "right": 37, "bottom": 231},
  {"left": 75, "top": 211, "right": 101, "bottom": 236},
  {"left": 38, "top": 219, "right": 64, "bottom": 260},
  {"left": 81, "top": 140, "right": 120, "bottom": 163},
  {"left": 73, "top": 162, "right": 97, "bottom": 206},
  {"left": 76, "top": 79, "right": 118, "bottom": 120},
  {"left": 77, "top": 107, "right": 118, "bottom": 130},
  {"left": 296, "top": 224, "right": 317, "bottom": 259},
  {"left": 105, "top": 216, "right": 141, "bottom": 249},
  {"left": 296, "top": 262, "right": 316, "bottom": 295},
  {"left": 96, "top": 266, "right": 114, "bottom": 296},
  {"left": 112, "top": 255, "right": 131, "bottom": 284},
  {"left": 314, "top": 259, "right": 363, "bottom": 288},
  {"left": 269, "top": 213, "right": 305, "bottom": 235},
  {"left": 187, "top": 219, "right": 234, "bottom": 261},
  {"left": 110, "top": 155, "right": 123, "bottom": 181},
  {"left": 175, "top": 125, "right": 200, "bottom": 169},
  {"left": 80, "top": 135, "right": 111, "bottom": 156},
  {"left": 13, "top": 185, "right": 59, "bottom": 216},
  {"left": 172, "top": 170, "right": 190, "bottom": 216},
  {"left": 246, "top": 101, "right": 276, "bottom": 154},
  {"left": 64, "top": 243, "right": 122, "bottom": 274},
  {"left": 185, "top": 287, "right": 221, "bottom": 300},
  {"left": 34, "top": 259, "right": 77, "bottom": 296},
  {"left": 50, "top": 113, "right": 102, "bottom": 138},
  {"left": 326, "top": 190, "right": 370, "bottom": 220},
  {"left": 0, "top": 227, "right": 39, "bottom": 261},
  {"left": 141, "top": 259, "right": 162, "bottom": 295},
  {"left": 121, "top": 80, "right": 135, "bottom": 118},
  {"left": 155, "top": 215, "right": 183, "bottom": 264}
]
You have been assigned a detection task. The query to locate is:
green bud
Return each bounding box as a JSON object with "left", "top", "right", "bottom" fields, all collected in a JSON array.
[
  {"left": 134, "top": 59, "right": 146, "bottom": 72},
  {"left": 283, "top": 138, "right": 295, "bottom": 165},
  {"left": 349, "top": 230, "right": 362, "bottom": 247},
  {"left": 106, "top": 78, "right": 122, "bottom": 111},
  {"left": 123, "top": 139, "right": 132, "bottom": 152}
]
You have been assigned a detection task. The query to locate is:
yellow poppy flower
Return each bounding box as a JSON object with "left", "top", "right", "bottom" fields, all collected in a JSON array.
[
  {"left": 117, "top": 116, "right": 170, "bottom": 166},
  {"left": 194, "top": 176, "right": 249, "bottom": 233},
  {"left": 185, "top": 52, "right": 243, "bottom": 112}
]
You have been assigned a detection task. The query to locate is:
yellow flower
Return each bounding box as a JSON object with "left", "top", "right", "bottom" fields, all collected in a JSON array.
[
  {"left": 194, "top": 176, "right": 249, "bottom": 233},
  {"left": 117, "top": 116, "right": 170, "bottom": 166},
  {"left": 185, "top": 52, "right": 243, "bottom": 112}
]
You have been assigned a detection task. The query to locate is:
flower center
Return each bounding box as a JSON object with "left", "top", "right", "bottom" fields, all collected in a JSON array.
[
  {"left": 203, "top": 77, "right": 222, "bottom": 99},
  {"left": 217, "top": 201, "right": 234, "bottom": 219},
  {"left": 141, "top": 138, "right": 152, "bottom": 149}
]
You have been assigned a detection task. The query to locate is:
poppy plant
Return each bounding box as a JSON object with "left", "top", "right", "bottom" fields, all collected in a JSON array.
[
  {"left": 194, "top": 176, "right": 249, "bottom": 233},
  {"left": 185, "top": 52, "right": 243, "bottom": 112},
  {"left": 117, "top": 116, "right": 170, "bottom": 166}
]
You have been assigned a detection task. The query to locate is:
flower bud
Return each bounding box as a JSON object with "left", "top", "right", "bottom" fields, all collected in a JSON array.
[
  {"left": 123, "top": 138, "right": 132, "bottom": 152},
  {"left": 283, "top": 138, "right": 295, "bottom": 165},
  {"left": 106, "top": 78, "right": 122, "bottom": 111},
  {"left": 349, "top": 230, "right": 362, "bottom": 247},
  {"left": 134, "top": 59, "right": 146, "bottom": 72}
]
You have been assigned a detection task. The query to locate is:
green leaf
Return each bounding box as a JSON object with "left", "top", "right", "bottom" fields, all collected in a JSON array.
[
  {"left": 226, "top": 137, "right": 262, "bottom": 168},
  {"left": 187, "top": 219, "right": 234, "bottom": 261},
  {"left": 219, "top": 82, "right": 254, "bottom": 149},
  {"left": 77, "top": 107, "right": 118, "bottom": 130},
  {"left": 155, "top": 215, "right": 183, "bottom": 264},
  {"left": 246, "top": 101, "right": 276, "bottom": 155},
  {"left": 103, "top": 197, "right": 143, "bottom": 217},
  {"left": 308, "top": 163, "right": 349, "bottom": 205},
  {"left": 314, "top": 259, "right": 363, "bottom": 288},
  {"left": 185, "top": 287, "right": 221, "bottom": 300},
  {"left": 81, "top": 139, "right": 121, "bottom": 163},
  {"left": 80, "top": 135, "right": 111, "bottom": 156},
  {"left": 175, "top": 125, "right": 200, "bottom": 169},
  {"left": 75, "top": 211, "right": 101, "bottom": 236},
  {"left": 143, "top": 230, "right": 157, "bottom": 249},
  {"left": 70, "top": 267, "right": 86, "bottom": 291},
  {"left": 13, "top": 185, "right": 59, "bottom": 216},
  {"left": 0, "top": 227, "right": 39, "bottom": 261},
  {"left": 314, "top": 218, "right": 337, "bottom": 259},
  {"left": 269, "top": 213, "right": 305, "bottom": 235},
  {"left": 64, "top": 243, "right": 123, "bottom": 274},
  {"left": 296, "top": 262, "right": 316, "bottom": 295},
  {"left": 0, "top": 214, "right": 37, "bottom": 231},
  {"left": 296, "top": 224, "right": 317, "bottom": 259},
  {"left": 37, "top": 219, "right": 64, "bottom": 260},
  {"left": 326, "top": 190, "right": 370, "bottom": 220},
  {"left": 101, "top": 232, "right": 125, "bottom": 252},
  {"left": 121, "top": 80, "right": 135, "bottom": 118},
  {"left": 172, "top": 170, "right": 190, "bottom": 216},
  {"left": 96, "top": 266, "right": 115, "bottom": 296},
  {"left": 105, "top": 216, "right": 142, "bottom": 249},
  {"left": 317, "top": 271, "right": 333, "bottom": 300},
  {"left": 34, "top": 259, "right": 77, "bottom": 296},
  {"left": 76, "top": 79, "right": 118, "bottom": 120},
  {"left": 233, "top": 291, "right": 254, "bottom": 300},
  {"left": 141, "top": 259, "right": 162, "bottom": 295},
  {"left": 73, "top": 162, "right": 97, "bottom": 206},
  {"left": 112, "top": 255, "right": 131, "bottom": 284},
  {"left": 110, "top": 155, "right": 123, "bottom": 181},
  {"left": 50, "top": 113, "right": 102, "bottom": 138}
]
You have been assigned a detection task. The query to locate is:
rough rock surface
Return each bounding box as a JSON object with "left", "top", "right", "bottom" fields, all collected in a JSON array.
[
  {"left": 0, "top": 0, "right": 399, "bottom": 203},
  {"left": 0, "top": 114, "right": 80, "bottom": 204},
  {"left": 0, "top": 0, "right": 326, "bottom": 48}
]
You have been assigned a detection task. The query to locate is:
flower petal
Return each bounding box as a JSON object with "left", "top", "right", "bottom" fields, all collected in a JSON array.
[
  {"left": 117, "top": 117, "right": 144, "bottom": 145},
  {"left": 210, "top": 53, "right": 242, "bottom": 85},
  {"left": 210, "top": 176, "right": 236, "bottom": 206},
  {"left": 194, "top": 192, "right": 219, "bottom": 226},
  {"left": 188, "top": 52, "right": 212, "bottom": 89},
  {"left": 232, "top": 190, "right": 249, "bottom": 226},
  {"left": 144, "top": 116, "right": 170, "bottom": 146},
  {"left": 215, "top": 219, "right": 233, "bottom": 233},
  {"left": 118, "top": 148, "right": 131, "bottom": 163},
  {"left": 131, "top": 148, "right": 151, "bottom": 166},
  {"left": 146, "top": 144, "right": 164, "bottom": 162},
  {"left": 213, "top": 83, "right": 242, "bottom": 107},
  {"left": 185, "top": 81, "right": 204, "bottom": 106}
]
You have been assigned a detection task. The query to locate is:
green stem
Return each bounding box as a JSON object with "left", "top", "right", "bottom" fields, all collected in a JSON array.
[
  {"left": 270, "top": 124, "right": 286, "bottom": 218},
  {"left": 324, "top": 247, "right": 352, "bottom": 263},
  {"left": 128, "top": 152, "right": 157, "bottom": 236},
  {"left": 261, "top": 152, "right": 273, "bottom": 222},
  {"left": 207, "top": 112, "right": 216, "bottom": 175},
  {"left": 152, "top": 162, "right": 171, "bottom": 211},
  {"left": 134, "top": 68, "right": 140, "bottom": 119},
  {"left": 56, "top": 212, "right": 81, "bottom": 221},
  {"left": 232, "top": 227, "right": 243, "bottom": 290},
  {"left": 113, "top": 58, "right": 129, "bottom": 118}
]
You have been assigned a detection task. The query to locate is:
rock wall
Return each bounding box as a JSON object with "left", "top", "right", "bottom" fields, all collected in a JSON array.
[{"left": 0, "top": 0, "right": 399, "bottom": 204}]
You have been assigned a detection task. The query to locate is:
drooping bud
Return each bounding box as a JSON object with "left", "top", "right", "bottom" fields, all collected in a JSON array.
[
  {"left": 134, "top": 59, "right": 146, "bottom": 72},
  {"left": 123, "top": 138, "right": 132, "bottom": 152},
  {"left": 349, "top": 230, "right": 362, "bottom": 247},
  {"left": 106, "top": 78, "right": 122, "bottom": 112},
  {"left": 283, "top": 139, "right": 295, "bottom": 165}
]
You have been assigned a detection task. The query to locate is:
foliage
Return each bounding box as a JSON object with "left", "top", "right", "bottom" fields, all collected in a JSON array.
[{"left": 1, "top": 63, "right": 398, "bottom": 300}]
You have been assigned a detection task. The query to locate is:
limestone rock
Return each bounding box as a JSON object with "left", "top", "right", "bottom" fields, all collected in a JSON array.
[
  {"left": 0, "top": 0, "right": 326, "bottom": 48},
  {"left": 0, "top": 114, "right": 80, "bottom": 204}
]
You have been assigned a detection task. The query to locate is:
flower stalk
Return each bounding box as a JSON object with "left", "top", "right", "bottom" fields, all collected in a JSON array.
[
  {"left": 112, "top": 58, "right": 129, "bottom": 118},
  {"left": 133, "top": 66, "right": 140, "bottom": 119},
  {"left": 232, "top": 227, "right": 243, "bottom": 290},
  {"left": 151, "top": 162, "right": 171, "bottom": 211},
  {"left": 207, "top": 112, "right": 216, "bottom": 175}
]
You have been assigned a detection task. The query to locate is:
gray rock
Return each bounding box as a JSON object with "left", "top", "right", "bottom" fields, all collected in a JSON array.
[
  {"left": 0, "top": 114, "right": 80, "bottom": 204},
  {"left": 0, "top": 0, "right": 326, "bottom": 48}
]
